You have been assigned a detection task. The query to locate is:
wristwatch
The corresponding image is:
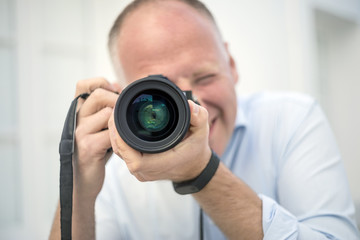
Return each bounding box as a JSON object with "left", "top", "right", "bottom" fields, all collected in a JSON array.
[{"left": 173, "top": 150, "right": 220, "bottom": 195}]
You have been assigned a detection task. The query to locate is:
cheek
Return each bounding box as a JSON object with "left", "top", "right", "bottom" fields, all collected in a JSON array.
[
  {"left": 194, "top": 86, "right": 223, "bottom": 111},
  {"left": 199, "top": 81, "right": 236, "bottom": 111}
]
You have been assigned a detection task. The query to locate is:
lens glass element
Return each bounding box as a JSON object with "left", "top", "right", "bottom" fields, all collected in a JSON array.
[
  {"left": 137, "top": 95, "right": 169, "bottom": 132},
  {"left": 127, "top": 90, "right": 178, "bottom": 141}
]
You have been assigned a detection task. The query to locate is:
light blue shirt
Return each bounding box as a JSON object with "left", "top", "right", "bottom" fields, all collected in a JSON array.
[{"left": 96, "top": 92, "right": 360, "bottom": 239}]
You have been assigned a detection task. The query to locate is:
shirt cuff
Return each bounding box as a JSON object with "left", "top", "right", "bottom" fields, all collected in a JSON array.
[{"left": 259, "top": 194, "right": 299, "bottom": 239}]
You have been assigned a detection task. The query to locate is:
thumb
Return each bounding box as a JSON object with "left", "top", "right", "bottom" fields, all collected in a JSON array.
[{"left": 188, "top": 100, "right": 209, "bottom": 129}]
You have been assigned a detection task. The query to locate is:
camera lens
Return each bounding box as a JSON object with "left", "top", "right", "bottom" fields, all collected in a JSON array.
[
  {"left": 127, "top": 90, "right": 177, "bottom": 141},
  {"left": 114, "top": 75, "right": 190, "bottom": 153}
]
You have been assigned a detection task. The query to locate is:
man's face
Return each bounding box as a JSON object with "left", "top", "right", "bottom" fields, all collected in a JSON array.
[{"left": 116, "top": 1, "right": 238, "bottom": 155}]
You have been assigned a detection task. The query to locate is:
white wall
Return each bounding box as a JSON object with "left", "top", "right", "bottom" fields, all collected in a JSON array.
[
  {"left": 0, "top": 0, "right": 359, "bottom": 238},
  {"left": 315, "top": 9, "right": 360, "bottom": 225},
  {"left": 206, "top": 1, "right": 317, "bottom": 96}
]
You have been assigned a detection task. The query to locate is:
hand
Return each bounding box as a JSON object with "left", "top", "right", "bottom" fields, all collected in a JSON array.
[
  {"left": 108, "top": 100, "right": 212, "bottom": 182},
  {"left": 73, "top": 78, "right": 122, "bottom": 201}
]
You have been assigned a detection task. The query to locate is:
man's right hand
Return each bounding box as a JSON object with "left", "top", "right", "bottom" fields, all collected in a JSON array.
[
  {"left": 73, "top": 77, "right": 122, "bottom": 201},
  {"left": 49, "top": 77, "right": 122, "bottom": 240}
]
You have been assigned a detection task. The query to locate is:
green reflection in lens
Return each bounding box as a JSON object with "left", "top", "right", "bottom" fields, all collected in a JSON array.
[{"left": 138, "top": 100, "right": 170, "bottom": 132}]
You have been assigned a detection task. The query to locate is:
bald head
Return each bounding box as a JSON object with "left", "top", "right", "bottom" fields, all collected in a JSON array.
[
  {"left": 107, "top": 0, "right": 239, "bottom": 155},
  {"left": 108, "top": 0, "right": 223, "bottom": 82}
]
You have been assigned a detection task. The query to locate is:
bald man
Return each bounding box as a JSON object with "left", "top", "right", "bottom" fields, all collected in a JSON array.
[{"left": 50, "top": 1, "right": 359, "bottom": 239}]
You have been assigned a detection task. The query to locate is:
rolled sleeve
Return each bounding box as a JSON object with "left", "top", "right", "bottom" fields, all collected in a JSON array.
[
  {"left": 260, "top": 194, "right": 338, "bottom": 240},
  {"left": 260, "top": 194, "right": 298, "bottom": 239}
]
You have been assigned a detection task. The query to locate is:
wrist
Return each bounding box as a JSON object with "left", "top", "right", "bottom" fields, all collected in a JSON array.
[
  {"left": 73, "top": 178, "right": 99, "bottom": 204},
  {"left": 186, "top": 147, "right": 212, "bottom": 181},
  {"left": 73, "top": 189, "right": 97, "bottom": 208},
  {"left": 173, "top": 149, "right": 220, "bottom": 195},
  {"left": 72, "top": 194, "right": 96, "bottom": 240}
]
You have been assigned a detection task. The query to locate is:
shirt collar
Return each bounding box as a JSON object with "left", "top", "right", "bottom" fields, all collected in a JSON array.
[{"left": 234, "top": 97, "right": 247, "bottom": 129}]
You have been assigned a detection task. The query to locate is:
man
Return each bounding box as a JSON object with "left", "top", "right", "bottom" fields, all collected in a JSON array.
[{"left": 50, "top": 0, "right": 360, "bottom": 239}]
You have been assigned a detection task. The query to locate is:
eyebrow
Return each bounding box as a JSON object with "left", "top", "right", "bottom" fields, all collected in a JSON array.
[{"left": 191, "top": 63, "right": 219, "bottom": 78}]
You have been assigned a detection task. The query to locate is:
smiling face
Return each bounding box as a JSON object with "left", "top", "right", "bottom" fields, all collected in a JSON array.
[{"left": 115, "top": 0, "right": 238, "bottom": 155}]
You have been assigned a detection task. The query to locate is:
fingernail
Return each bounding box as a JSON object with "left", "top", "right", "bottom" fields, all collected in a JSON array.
[{"left": 193, "top": 102, "right": 199, "bottom": 115}]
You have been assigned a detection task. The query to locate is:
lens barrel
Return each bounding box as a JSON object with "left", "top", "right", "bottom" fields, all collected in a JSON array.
[{"left": 114, "top": 75, "right": 191, "bottom": 153}]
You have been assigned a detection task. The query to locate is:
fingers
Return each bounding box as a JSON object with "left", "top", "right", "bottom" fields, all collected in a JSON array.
[
  {"left": 111, "top": 82, "right": 123, "bottom": 93},
  {"left": 108, "top": 113, "right": 142, "bottom": 162},
  {"left": 75, "top": 129, "right": 112, "bottom": 167},
  {"left": 74, "top": 77, "right": 119, "bottom": 161},
  {"left": 71, "top": 78, "right": 123, "bottom": 200},
  {"left": 78, "top": 88, "right": 119, "bottom": 118},
  {"left": 76, "top": 107, "right": 113, "bottom": 136},
  {"left": 92, "top": 130, "right": 112, "bottom": 155},
  {"left": 75, "top": 110, "right": 112, "bottom": 162},
  {"left": 75, "top": 78, "right": 122, "bottom": 110},
  {"left": 104, "top": 99, "right": 210, "bottom": 183},
  {"left": 75, "top": 77, "right": 117, "bottom": 97}
]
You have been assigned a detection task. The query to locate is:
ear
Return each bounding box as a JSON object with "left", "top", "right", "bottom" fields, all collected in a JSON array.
[{"left": 224, "top": 42, "right": 239, "bottom": 84}]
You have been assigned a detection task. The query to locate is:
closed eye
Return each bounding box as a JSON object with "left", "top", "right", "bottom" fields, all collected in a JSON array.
[{"left": 194, "top": 74, "right": 217, "bottom": 86}]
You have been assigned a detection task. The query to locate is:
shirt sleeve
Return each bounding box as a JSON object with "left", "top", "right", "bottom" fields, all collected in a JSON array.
[{"left": 260, "top": 102, "right": 360, "bottom": 240}]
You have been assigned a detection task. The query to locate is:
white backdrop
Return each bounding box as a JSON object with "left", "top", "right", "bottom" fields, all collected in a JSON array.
[{"left": 0, "top": 0, "right": 359, "bottom": 239}]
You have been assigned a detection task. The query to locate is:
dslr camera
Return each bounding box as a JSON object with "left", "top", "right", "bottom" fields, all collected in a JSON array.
[{"left": 114, "top": 74, "right": 195, "bottom": 153}]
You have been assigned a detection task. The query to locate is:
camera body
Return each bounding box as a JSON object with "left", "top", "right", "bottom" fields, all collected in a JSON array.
[{"left": 114, "top": 75, "right": 194, "bottom": 153}]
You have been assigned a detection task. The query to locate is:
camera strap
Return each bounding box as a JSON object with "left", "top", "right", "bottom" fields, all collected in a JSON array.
[{"left": 59, "top": 93, "right": 89, "bottom": 240}]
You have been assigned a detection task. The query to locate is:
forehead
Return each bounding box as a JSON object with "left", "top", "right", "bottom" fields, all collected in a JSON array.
[
  {"left": 116, "top": 1, "right": 225, "bottom": 81},
  {"left": 118, "top": 1, "right": 218, "bottom": 41}
]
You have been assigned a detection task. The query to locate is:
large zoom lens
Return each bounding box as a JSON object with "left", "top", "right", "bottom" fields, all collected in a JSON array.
[{"left": 114, "top": 75, "right": 191, "bottom": 153}]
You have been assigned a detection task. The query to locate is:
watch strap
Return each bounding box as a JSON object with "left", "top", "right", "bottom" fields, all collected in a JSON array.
[{"left": 173, "top": 150, "right": 220, "bottom": 195}]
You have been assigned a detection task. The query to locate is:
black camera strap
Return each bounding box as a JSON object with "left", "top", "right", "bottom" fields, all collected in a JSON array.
[{"left": 59, "top": 93, "right": 89, "bottom": 240}]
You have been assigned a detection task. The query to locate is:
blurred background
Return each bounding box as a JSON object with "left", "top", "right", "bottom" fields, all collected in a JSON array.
[{"left": 1, "top": 0, "right": 359, "bottom": 239}]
